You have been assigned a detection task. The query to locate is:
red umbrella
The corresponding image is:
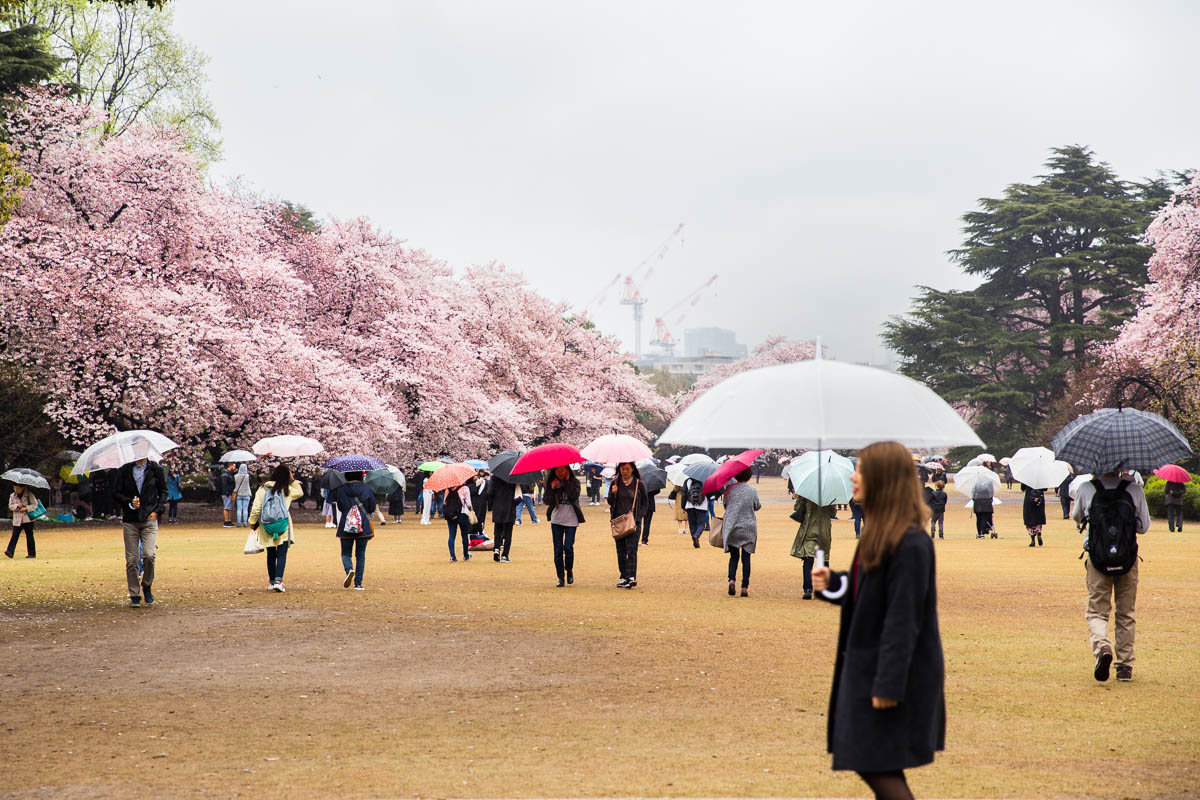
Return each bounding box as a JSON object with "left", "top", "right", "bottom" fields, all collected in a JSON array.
[
  {"left": 510, "top": 443, "right": 585, "bottom": 475},
  {"left": 1154, "top": 464, "right": 1192, "bottom": 483},
  {"left": 423, "top": 463, "right": 479, "bottom": 493},
  {"left": 702, "top": 449, "right": 764, "bottom": 495}
]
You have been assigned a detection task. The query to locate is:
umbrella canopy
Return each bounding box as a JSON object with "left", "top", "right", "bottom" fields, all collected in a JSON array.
[
  {"left": 922, "top": 462, "right": 944, "bottom": 470},
  {"left": 219, "top": 449, "right": 257, "bottom": 463},
  {"left": 364, "top": 467, "right": 401, "bottom": 496},
  {"left": 56, "top": 450, "right": 82, "bottom": 460},
  {"left": 323, "top": 454, "right": 386, "bottom": 472},
  {"left": 657, "top": 358, "right": 985, "bottom": 450},
  {"left": 252, "top": 435, "right": 324, "bottom": 458},
  {"left": 1069, "top": 473, "right": 1095, "bottom": 499},
  {"left": 73, "top": 430, "right": 179, "bottom": 475},
  {"left": 665, "top": 455, "right": 681, "bottom": 464},
  {"left": 667, "top": 455, "right": 714, "bottom": 486},
  {"left": 59, "top": 464, "right": 80, "bottom": 484},
  {"left": 998, "top": 457, "right": 1012, "bottom": 466},
  {"left": 579, "top": 434, "right": 653, "bottom": 465},
  {"left": 1008, "top": 447, "right": 1073, "bottom": 490},
  {"left": 418, "top": 461, "right": 445, "bottom": 472},
  {"left": 464, "top": 459, "right": 489, "bottom": 471},
  {"left": 783, "top": 450, "right": 855, "bottom": 506},
  {"left": 424, "top": 463, "right": 478, "bottom": 493},
  {"left": 511, "top": 443, "right": 586, "bottom": 475},
  {"left": 1154, "top": 464, "right": 1192, "bottom": 484},
  {"left": 319, "top": 468, "right": 347, "bottom": 492},
  {"left": 681, "top": 458, "right": 720, "bottom": 485},
  {"left": 702, "top": 449, "right": 765, "bottom": 495},
  {"left": 635, "top": 459, "right": 668, "bottom": 493},
  {"left": 1052, "top": 408, "right": 1193, "bottom": 474},
  {"left": 2, "top": 468, "right": 50, "bottom": 491},
  {"left": 952, "top": 466, "right": 1002, "bottom": 498},
  {"left": 965, "top": 454, "right": 998, "bottom": 467},
  {"left": 487, "top": 450, "right": 542, "bottom": 484}
]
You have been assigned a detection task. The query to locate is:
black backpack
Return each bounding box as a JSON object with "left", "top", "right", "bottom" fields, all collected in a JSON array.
[
  {"left": 1085, "top": 479, "right": 1138, "bottom": 575},
  {"left": 686, "top": 478, "right": 704, "bottom": 506}
]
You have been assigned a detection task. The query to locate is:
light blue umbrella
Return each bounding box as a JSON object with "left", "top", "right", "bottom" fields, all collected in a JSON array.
[
  {"left": 784, "top": 450, "right": 855, "bottom": 506},
  {"left": 464, "top": 459, "right": 488, "bottom": 470}
]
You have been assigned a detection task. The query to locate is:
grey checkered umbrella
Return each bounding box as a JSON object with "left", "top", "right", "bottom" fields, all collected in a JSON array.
[{"left": 1051, "top": 408, "right": 1193, "bottom": 473}]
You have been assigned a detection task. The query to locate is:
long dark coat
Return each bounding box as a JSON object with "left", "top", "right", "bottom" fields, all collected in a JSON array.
[
  {"left": 820, "top": 529, "right": 945, "bottom": 772},
  {"left": 1022, "top": 486, "right": 1046, "bottom": 527},
  {"left": 487, "top": 477, "right": 518, "bottom": 525}
]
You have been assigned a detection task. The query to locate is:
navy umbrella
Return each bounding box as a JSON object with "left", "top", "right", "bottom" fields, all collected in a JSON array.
[
  {"left": 322, "top": 454, "right": 386, "bottom": 472},
  {"left": 1052, "top": 408, "right": 1193, "bottom": 474}
]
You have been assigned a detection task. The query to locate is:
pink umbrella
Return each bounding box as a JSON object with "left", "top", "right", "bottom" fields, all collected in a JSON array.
[
  {"left": 511, "top": 443, "right": 585, "bottom": 475},
  {"left": 702, "top": 449, "right": 764, "bottom": 494},
  {"left": 1154, "top": 464, "right": 1192, "bottom": 483},
  {"left": 580, "top": 434, "right": 652, "bottom": 465}
]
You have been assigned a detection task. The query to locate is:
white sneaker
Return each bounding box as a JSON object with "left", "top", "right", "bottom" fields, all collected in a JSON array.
[
  {"left": 276, "top": 583, "right": 286, "bottom": 593},
  {"left": 324, "top": 521, "right": 335, "bottom": 528},
  {"left": 343, "top": 570, "right": 354, "bottom": 588},
  {"left": 353, "top": 585, "right": 365, "bottom": 591}
]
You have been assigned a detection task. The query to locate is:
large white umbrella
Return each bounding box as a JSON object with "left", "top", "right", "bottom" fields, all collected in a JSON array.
[
  {"left": 952, "top": 465, "right": 1002, "bottom": 497},
  {"left": 657, "top": 358, "right": 984, "bottom": 450},
  {"left": 666, "top": 453, "right": 714, "bottom": 486},
  {"left": 219, "top": 449, "right": 257, "bottom": 463},
  {"left": 784, "top": 450, "right": 855, "bottom": 506},
  {"left": 252, "top": 435, "right": 324, "bottom": 458},
  {"left": 1069, "top": 473, "right": 1094, "bottom": 499},
  {"left": 71, "top": 430, "right": 179, "bottom": 474},
  {"left": 1008, "top": 447, "right": 1072, "bottom": 490}
]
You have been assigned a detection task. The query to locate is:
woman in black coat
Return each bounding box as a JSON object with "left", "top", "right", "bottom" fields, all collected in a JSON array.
[
  {"left": 812, "top": 441, "right": 944, "bottom": 800},
  {"left": 1022, "top": 484, "right": 1046, "bottom": 547},
  {"left": 487, "top": 476, "right": 517, "bottom": 562},
  {"left": 608, "top": 461, "right": 648, "bottom": 589}
]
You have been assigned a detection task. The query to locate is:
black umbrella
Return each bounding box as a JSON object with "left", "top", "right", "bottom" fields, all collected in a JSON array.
[
  {"left": 319, "top": 468, "right": 347, "bottom": 492},
  {"left": 487, "top": 450, "right": 542, "bottom": 484},
  {"left": 635, "top": 460, "right": 668, "bottom": 493}
]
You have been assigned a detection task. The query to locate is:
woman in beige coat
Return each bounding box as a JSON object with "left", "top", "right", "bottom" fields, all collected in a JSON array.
[
  {"left": 667, "top": 480, "right": 689, "bottom": 535},
  {"left": 6, "top": 485, "right": 39, "bottom": 559},
  {"left": 248, "top": 464, "right": 304, "bottom": 592}
]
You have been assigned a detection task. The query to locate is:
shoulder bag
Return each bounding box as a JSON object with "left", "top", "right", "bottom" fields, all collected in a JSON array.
[
  {"left": 610, "top": 479, "right": 640, "bottom": 540},
  {"left": 707, "top": 512, "right": 725, "bottom": 548}
]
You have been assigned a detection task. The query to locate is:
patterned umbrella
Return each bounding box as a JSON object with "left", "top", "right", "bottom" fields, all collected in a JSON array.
[
  {"left": 73, "top": 430, "right": 178, "bottom": 474},
  {"left": 322, "top": 454, "right": 386, "bottom": 472},
  {"left": 1, "top": 468, "right": 50, "bottom": 491},
  {"left": 423, "top": 463, "right": 479, "bottom": 493},
  {"left": 1052, "top": 408, "right": 1193, "bottom": 473}
]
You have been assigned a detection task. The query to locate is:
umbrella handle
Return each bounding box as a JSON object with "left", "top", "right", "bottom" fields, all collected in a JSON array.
[{"left": 815, "top": 548, "right": 848, "bottom": 600}]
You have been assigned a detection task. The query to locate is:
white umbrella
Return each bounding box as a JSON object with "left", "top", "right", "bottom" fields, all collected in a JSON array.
[
  {"left": 251, "top": 435, "right": 324, "bottom": 458},
  {"left": 666, "top": 454, "right": 714, "bottom": 486},
  {"left": 385, "top": 464, "right": 406, "bottom": 489},
  {"left": 72, "top": 430, "right": 179, "bottom": 475},
  {"left": 1008, "top": 447, "right": 1072, "bottom": 490},
  {"left": 1069, "top": 473, "right": 1094, "bottom": 499},
  {"left": 657, "top": 357, "right": 984, "bottom": 450},
  {"left": 219, "top": 449, "right": 257, "bottom": 463},
  {"left": 966, "top": 454, "right": 998, "bottom": 467},
  {"left": 784, "top": 450, "right": 855, "bottom": 506},
  {"left": 952, "top": 466, "right": 1002, "bottom": 497}
]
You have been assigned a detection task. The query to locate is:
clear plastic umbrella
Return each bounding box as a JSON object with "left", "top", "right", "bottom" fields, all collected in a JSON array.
[
  {"left": 952, "top": 466, "right": 1002, "bottom": 497},
  {"left": 219, "top": 449, "right": 257, "bottom": 463},
  {"left": 1008, "top": 447, "right": 1072, "bottom": 490},
  {"left": 252, "top": 435, "right": 323, "bottom": 458},
  {"left": 72, "top": 430, "right": 179, "bottom": 474}
]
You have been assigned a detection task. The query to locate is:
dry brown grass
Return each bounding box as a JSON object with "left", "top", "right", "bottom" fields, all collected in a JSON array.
[{"left": 1, "top": 477, "right": 1197, "bottom": 799}]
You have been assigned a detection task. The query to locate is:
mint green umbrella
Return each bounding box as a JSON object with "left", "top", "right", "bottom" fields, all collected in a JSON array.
[{"left": 783, "top": 450, "right": 855, "bottom": 506}]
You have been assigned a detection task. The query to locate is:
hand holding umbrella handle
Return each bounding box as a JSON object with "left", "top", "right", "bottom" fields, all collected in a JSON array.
[{"left": 815, "top": 549, "right": 848, "bottom": 600}]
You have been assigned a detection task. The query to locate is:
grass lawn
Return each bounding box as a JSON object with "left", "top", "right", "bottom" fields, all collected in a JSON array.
[{"left": 1, "top": 477, "right": 1197, "bottom": 799}]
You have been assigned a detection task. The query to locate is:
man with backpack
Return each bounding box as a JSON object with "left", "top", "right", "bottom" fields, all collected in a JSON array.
[
  {"left": 1071, "top": 471, "right": 1151, "bottom": 682},
  {"left": 683, "top": 477, "right": 708, "bottom": 549}
]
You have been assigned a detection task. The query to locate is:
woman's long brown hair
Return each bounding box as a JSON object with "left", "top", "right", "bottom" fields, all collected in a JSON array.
[{"left": 858, "top": 441, "right": 929, "bottom": 572}]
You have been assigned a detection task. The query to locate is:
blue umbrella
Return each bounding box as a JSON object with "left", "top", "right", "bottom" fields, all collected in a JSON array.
[
  {"left": 464, "top": 459, "right": 488, "bottom": 470},
  {"left": 322, "top": 454, "right": 386, "bottom": 472},
  {"left": 681, "top": 459, "right": 719, "bottom": 484},
  {"left": 1052, "top": 408, "right": 1193, "bottom": 473}
]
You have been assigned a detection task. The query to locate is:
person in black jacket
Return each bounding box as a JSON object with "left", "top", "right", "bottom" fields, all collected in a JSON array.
[
  {"left": 332, "top": 472, "right": 377, "bottom": 589},
  {"left": 928, "top": 481, "right": 947, "bottom": 539},
  {"left": 608, "top": 461, "right": 648, "bottom": 589},
  {"left": 812, "top": 441, "right": 944, "bottom": 800},
  {"left": 487, "top": 475, "right": 517, "bottom": 562},
  {"left": 113, "top": 457, "right": 168, "bottom": 608},
  {"left": 1057, "top": 474, "right": 1072, "bottom": 519},
  {"left": 544, "top": 466, "right": 585, "bottom": 587},
  {"left": 443, "top": 481, "right": 473, "bottom": 563},
  {"left": 1022, "top": 484, "right": 1046, "bottom": 547}
]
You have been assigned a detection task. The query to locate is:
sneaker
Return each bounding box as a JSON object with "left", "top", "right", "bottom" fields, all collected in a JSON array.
[
  {"left": 1116, "top": 665, "right": 1133, "bottom": 682},
  {"left": 626, "top": 579, "right": 637, "bottom": 589},
  {"left": 556, "top": 579, "right": 565, "bottom": 588},
  {"left": 566, "top": 571, "right": 574, "bottom": 585},
  {"left": 129, "top": 595, "right": 141, "bottom": 608},
  {"left": 142, "top": 586, "right": 155, "bottom": 606},
  {"left": 353, "top": 585, "right": 365, "bottom": 591},
  {"left": 692, "top": 537, "right": 700, "bottom": 549},
  {"left": 515, "top": 520, "right": 522, "bottom": 526},
  {"left": 1094, "top": 646, "right": 1113, "bottom": 682},
  {"left": 271, "top": 582, "right": 282, "bottom": 592},
  {"left": 450, "top": 556, "right": 457, "bottom": 562},
  {"left": 276, "top": 583, "right": 286, "bottom": 593},
  {"left": 493, "top": 553, "right": 500, "bottom": 562},
  {"left": 325, "top": 521, "right": 335, "bottom": 528},
  {"left": 740, "top": 587, "right": 748, "bottom": 597},
  {"left": 802, "top": 590, "right": 813, "bottom": 600},
  {"left": 728, "top": 581, "right": 736, "bottom": 596},
  {"left": 222, "top": 521, "right": 234, "bottom": 528},
  {"left": 500, "top": 556, "right": 510, "bottom": 563},
  {"left": 617, "top": 578, "right": 630, "bottom": 588},
  {"left": 464, "top": 554, "right": 472, "bottom": 561},
  {"left": 343, "top": 570, "right": 354, "bottom": 588}
]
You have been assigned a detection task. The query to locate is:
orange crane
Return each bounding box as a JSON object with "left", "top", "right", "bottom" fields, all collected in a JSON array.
[{"left": 648, "top": 274, "right": 719, "bottom": 355}]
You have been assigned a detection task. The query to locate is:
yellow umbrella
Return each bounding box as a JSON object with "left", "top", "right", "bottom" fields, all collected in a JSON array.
[{"left": 59, "top": 464, "right": 82, "bottom": 484}]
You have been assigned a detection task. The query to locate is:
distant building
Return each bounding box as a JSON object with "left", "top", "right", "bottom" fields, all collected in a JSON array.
[
  {"left": 683, "top": 327, "right": 747, "bottom": 359},
  {"left": 635, "top": 353, "right": 739, "bottom": 377}
]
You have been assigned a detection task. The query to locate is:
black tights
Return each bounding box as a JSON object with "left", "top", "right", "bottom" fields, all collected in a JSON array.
[
  {"left": 858, "top": 770, "right": 913, "bottom": 800},
  {"left": 727, "top": 547, "right": 750, "bottom": 586}
]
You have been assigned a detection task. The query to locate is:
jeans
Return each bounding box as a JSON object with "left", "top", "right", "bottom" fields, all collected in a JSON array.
[
  {"left": 1060, "top": 493, "right": 1071, "bottom": 519},
  {"left": 930, "top": 511, "right": 943, "bottom": 537},
  {"left": 551, "top": 523, "right": 576, "bottom": 580},
  {"left": 1167, "top": 505, "right": 1183, "bottom": 531},
  {"left": 236, "top": 495, "right": 251, "bottom": 526},
  {"left": 686, "top": 507, "right": 708, "bottom": 540},
  {"left": 447, "top": 515, "right": 471, "bottom": 559},
  {"left": 167, "top": 498, "right": 179, "bottom": 522},
  {"left": 614, "top": 532, "right": 638, "bottom": 581},
  {"left": 727, "top": 547, "right": 751, "bottom": 587},
  {"left": 493, "top": 521, "right": 514, "bottom": 558},
  {"left": 6, "top": 523, "right": 34, "bottom": 557},
  {"left": 340, "top": 537, "right": 368, "bottom": 586},
  {"left": 851, "top": 506, "right": 865, "bottom": 537},
  {"left": 639, "top": 507, "right": 655, "bottom": 544},
  {"left": 123, "top": 517, "right": 157, "bottom": 597},
  {"left": 266, "top": 541, "right": 290, "bottom": 583},
  {"left": 515, "top": 494, "right": 539, "bottom": 524}
]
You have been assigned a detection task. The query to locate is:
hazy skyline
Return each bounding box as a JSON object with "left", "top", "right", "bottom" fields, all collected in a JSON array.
[{"left": 176, "top": 0, "right": 1199, "bottom": 363}]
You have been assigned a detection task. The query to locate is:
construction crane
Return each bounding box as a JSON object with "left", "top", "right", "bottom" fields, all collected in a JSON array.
[
  {"left": 648, "top": 274, "right": 718, "bottom": 355},
  {"left": 615, "top": 223, "right": 685, "bottom": 358}
]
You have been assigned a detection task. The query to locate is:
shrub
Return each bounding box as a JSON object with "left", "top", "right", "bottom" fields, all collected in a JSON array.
[{"left": 1145, "top": 475, "right": 1200, "bottom": 521}]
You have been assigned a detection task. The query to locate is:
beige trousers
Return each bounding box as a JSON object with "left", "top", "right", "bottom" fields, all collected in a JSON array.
[
  {"left": 1085, "top": 557, "right": 1138, "bottom": 666},
  {"left": 123, "top": 517, "right": 158, "bottom": 597}
]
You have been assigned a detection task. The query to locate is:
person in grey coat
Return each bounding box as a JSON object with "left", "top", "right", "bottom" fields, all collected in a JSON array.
[
  {"left": 722, "top": 468, "right": 760, "bottom": 597},
  {"left": 812, "top": 441, "right": 944, "bottom": 800}
]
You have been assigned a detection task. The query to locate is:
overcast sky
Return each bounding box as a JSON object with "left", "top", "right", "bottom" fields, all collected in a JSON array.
[{"left": 175, "top": 0, "right": 1199, "bottom": 364}]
